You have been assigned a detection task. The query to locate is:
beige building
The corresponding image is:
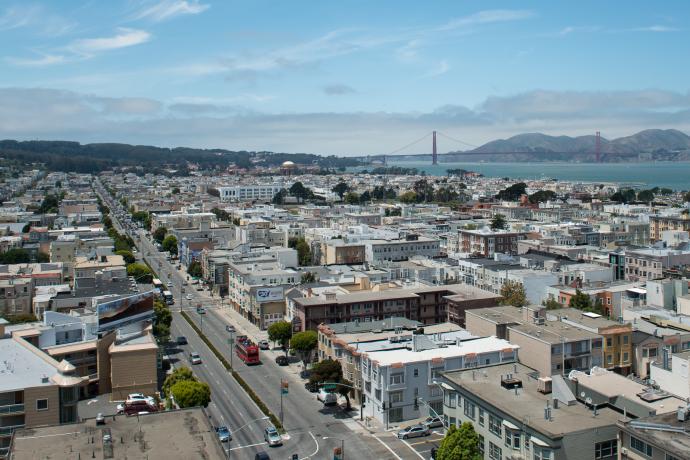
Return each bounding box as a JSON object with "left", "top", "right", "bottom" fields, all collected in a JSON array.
[
  {"left": 320, "top": 240, "right": 366, "bottom": 265},
  {"left": 73, "top": 254, "right": 126, "bottom": 280},
  {"left": 0, "top": 320, "right": 86, "bottom": 458},
  {"left": 0, "top": 278, "right": 32, "bottom": 316}
]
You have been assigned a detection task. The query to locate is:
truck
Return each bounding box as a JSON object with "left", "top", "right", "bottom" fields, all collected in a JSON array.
[{"left": 235, "top": 335, "right": 260, "bottom": 365}]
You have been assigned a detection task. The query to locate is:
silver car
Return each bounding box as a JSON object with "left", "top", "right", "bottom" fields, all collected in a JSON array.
[
  {"left": 397, "top": 424, "right": 430, "bottom": 439},
  {"left": 423, "top": 416, "right": 444, "bottom": 429},
  {"left": 263, "top": 426, "right": 282, "bottom": 446}
]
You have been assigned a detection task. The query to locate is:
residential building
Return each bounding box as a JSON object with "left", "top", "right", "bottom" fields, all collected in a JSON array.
[
  {"left": 438, "top": 362, "right": 620, "bottom": 460},
  {"left": 361, "top": 335, "right": 518, "bottom": 424},
  {"left": 649, "top": 214, "right": 690, "bottom": 240},
  {"left": 217, "top": 184, "right": 286, "bottom": 202},
  {"left": 363, "top": 235, "right": 440, "bottom": 263},
  {"left": 624, "top": 247, "right": 690, "bottom": 281},
  {"left": 617, "top": 412, "right": 690, "bottom": 460},
  {"left": 457, "top": 228, "right": 528, "bottom": 257}
]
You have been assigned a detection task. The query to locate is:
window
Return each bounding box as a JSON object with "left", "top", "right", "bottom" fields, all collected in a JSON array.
[
  {"left": 413, "top": 369, "right": 419, "bottom": 377},
  {"left": 390, "top": 373, "right": 404, "bottom": 385},
  {"left": 444, "top": 391, "right": 457, "bottom": 408},
  {"left": 464, "top": 399, "right": 476, "bottom": 419},
  {"left": 630, "top": 436, "right": 653, "bottom": 457},
  {"left": 606, "top": 338, "right": 612, "bottom": 347},
  {"left": 478, "top": 435, "right": 485, "bottom": 456},
  {"left": 489, "top": 442, "right": 502, "bottom": 460},
  {"left": 623, "top": 335, "right": 629, "bottom": 345},
  {"left": 389, "top": 391, "right": 403, "bottom": 404},
  {"left": 595, "top": 440, "right": 617, "bottom": 459},
  {"left": 666, "top": 454, "right": 680, "bottom": 460},
  {"left": 36, "top": 399, "right": 48, "bottom": 411},
  {"left": 449, "top": 416, "right": 457, "bottom": 427},
  {"left": 489, "top": 414, "right": 502, "bottom": 437},
  {"left": 479, "top": 408, "right": 485, "bottom": 426},
  {"left": 534, "top": 447, "right": 553, "bottom": 460},
  {"left": 623, "top": 352, "right": 629, "bottom": 363},
  {"left": 503, "top": 430, "right": 520, "bottom": 450}
]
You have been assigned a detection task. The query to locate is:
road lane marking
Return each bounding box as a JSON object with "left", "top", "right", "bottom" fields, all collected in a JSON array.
[
  {"left": 228, "top": 441, "right": 268, "bottom": 451},
  {"left": 301, "top": 431, "right": 319, "bottom": 459},
  {"left": 400, "top": 438, "right": 426, "bottom": 459},
  {"left": 373, "top": 435, "right": 403, "bottom": 460}
]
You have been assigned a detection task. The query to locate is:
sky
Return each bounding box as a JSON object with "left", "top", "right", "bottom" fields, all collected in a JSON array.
[{"left": 1, "top": 0, "right": 690, "bottom": 155}]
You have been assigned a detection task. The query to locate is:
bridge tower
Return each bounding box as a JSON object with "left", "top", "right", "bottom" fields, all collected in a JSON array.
[
  {"left": 432, "top": 130, "right": 438, "bottom": 165},
  {"left": 595, "top": 131, "right": 601, "bottom": 163}
]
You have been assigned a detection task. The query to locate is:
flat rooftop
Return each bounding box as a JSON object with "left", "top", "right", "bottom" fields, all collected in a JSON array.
[
  {"left": 618, "top": 412, "right": 690, "bottom": 459},
  {"left": 364, "top": 336, "right": 517, "bottom": 366},
  {"left": 11, "top": 408, "right": 226, "bottom": 460},
  {"left": 441, "top": 363, "right": 620, "bottom": 440},
  {"left": 0, "top": 337, "right": 58, "bottom": 392}
]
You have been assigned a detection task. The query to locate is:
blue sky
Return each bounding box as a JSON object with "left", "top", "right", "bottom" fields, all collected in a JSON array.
[{"left": 1, "top": 0, "right": 689, "bottom": 155}]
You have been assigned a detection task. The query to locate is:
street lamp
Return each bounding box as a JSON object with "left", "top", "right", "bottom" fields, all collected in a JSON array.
[{"left": 232, "top": 416, "right": 269, "bottom": 434}]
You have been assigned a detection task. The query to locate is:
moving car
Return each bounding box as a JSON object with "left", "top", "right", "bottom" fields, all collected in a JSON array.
[
  {"left": 397, "top": 424, "right": 430, "bottom": 439},
  {"left": 226, "top": 324, "right": 236, "bottom": 333},
  {"left": 190, "top": 352, "right": 202, "bottom": 365},
  {"left": 254, "top": 452, "right": 270, "bottom": 460},
  {"left": 196, "top": 306, "right": 206, "bottom": 314},
  {"left": 176, "top": 336, "right": 188, "bottom": 345},
  {"left": 216, "top": 426, "right": 232, "bottom": 442},
  {"left": 96, "top": 413, "right": 105, "bottom": 425},
  {"left": 423, "top": 415, "right": 444, "bottom": 429},
  {"left": 258, "top": 340, "right": 270, "bottom": 350},
  {"left": 263, "top": 426, "right": 282, "bottom": 446},
  {"left": 186, "top": 294, "right": 193, "bottom": 301},
  {"left": 275, "top": 355, "right": 289, "bottom": 366},
  {"left": 317, "top": 389, "right": 338, "bottom": 406}
]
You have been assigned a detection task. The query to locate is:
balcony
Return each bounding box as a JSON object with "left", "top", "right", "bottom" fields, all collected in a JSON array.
[
  {"left": 0, "top": 404, "right": 24, "bottom": 415},
  {"left": 0, "top": 424, "right": 25, "bottom": 436}
]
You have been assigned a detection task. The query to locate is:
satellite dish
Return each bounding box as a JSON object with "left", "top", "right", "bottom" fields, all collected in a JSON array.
[
  {"left": 580, "top": 392, "right": 586, "bottom": 398},
  {"left": 585, "top": 397, "right": 593, "bottom": 405}
]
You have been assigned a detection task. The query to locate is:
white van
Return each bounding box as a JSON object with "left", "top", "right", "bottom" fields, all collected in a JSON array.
[{"left": 317, "top": 389, "right": 338, "bottom": 406}]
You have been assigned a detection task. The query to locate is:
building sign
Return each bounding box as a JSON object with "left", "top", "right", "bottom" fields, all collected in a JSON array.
[
  {"left": 255, "top": 286, "right": 284, "bottom": 302},
  {"left": 97, "top": 290, "right": 155, "bottom": 332}
]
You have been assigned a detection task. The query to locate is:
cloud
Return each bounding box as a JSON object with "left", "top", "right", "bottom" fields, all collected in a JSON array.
[
  {"left": 0, "top": 4, "right": 75, "bottom": 36},
  {"left": 421, "top": 60, "right": 449, "bottom": 78},
  {"left": 134, "top": 0, "right": 210, "bottom": 22},
  {"left": 323, "top": 84, "right": 356, "bottom": 96},
  {"left": 2, "top": 87, "right": 689, "bottom": 155},
  {"left": 438, "top": 9, "right": 534, "bottom": 32},
  {"left": 628, "top": 25, "right": 679, "bottom": 33},
  {"left": 6, "top": 53, "right": 65, "bottom": 67},
  {"left": 69, "top": 28, "right": 151, "bottom": 55}
]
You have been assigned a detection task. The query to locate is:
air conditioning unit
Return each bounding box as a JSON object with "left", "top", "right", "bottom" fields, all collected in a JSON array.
[
  {"left": 537, "top": 377, "right": 552, "bottom": 394},
  {"left": 620, "top": 447, "right": 628, "bottom": 456}
]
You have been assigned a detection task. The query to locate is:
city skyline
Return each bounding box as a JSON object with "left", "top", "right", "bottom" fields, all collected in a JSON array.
[{"left": 1, "top": 0, "right": 690, "bottom": 155}]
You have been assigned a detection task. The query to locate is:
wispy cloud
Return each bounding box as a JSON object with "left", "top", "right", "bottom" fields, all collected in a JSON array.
[
  {"left": 421, "top": 60, "right": 449, "bottom": 78},
  {"left": 69, "top": 28, "right": 151, "bottom": 55},
  {"left": 134, "top": 0, "right": 210, "bottom": 22},
  {"left": 0, "top": 4, "right": 75, "bottom": 36},
  {"left": 438, "top": 9, "right": 534, "bottom": 32},
  {"left": 7, "top": 28, "right": 151, "bottom": 67},
  {"left": 628, "top": 25, "right": 679, "bottom": 33},
  {"left": 557, "top": 25, "right": 601, "bottom": 36},
  {"left": 323, "top": 84, "right": 356, "bottom": 96}
]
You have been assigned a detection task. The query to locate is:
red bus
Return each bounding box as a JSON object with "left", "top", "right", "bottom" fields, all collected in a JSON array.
[{"left": 235, "top": 335, "right": 260, "bottom": 365}]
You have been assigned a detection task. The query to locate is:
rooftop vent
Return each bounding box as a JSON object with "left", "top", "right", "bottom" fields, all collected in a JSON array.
[{"left": 501, "top": 374, "right": 523, "bottom": 390}]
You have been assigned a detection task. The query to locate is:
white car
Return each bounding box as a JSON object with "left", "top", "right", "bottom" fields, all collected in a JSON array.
[
  {"left": 186, "top": 294, "right": 193, "bottom": 301},
  {"left": 190, "top": 352, "right": 202, "bottom": 365},
  {"left": 317, "top": 389, "right": 338, "bottom": 406}
]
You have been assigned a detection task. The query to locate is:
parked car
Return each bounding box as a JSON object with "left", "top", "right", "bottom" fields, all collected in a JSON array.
[
  {"left": 186, "top": 294, "right": 193, "bottom": 301},
  {"left": 299, "top": 369, "right": 311, "bottom": 379},
  {"left": 190, "top": 352, "right": 202, "bottom": 365},
  {"left": 258, "top": 340, "right": 270, "bottom": 350},
  {"left": 216, "top": 426, "right": 232, "bottom": 442},
  {"left": 397, "top": 424, "right": 430, "bottom": 440},
  {"left": 317, "top": 389, "right": 338, "bottom": 406},
  {"left": 226, "top": 324, "right": 236, "bottom": 333},
  {"left": 422, "top": 416, "right": 444, "bottom": 429},
  {"left": 196, "top": 306, "right": 206, "bottom": 314},
  {"left": 263, "top": 426, "right": 282, "bottom": 446},
  {"left": 123, "top": 400, "right": 157, "bottom": 416},
  {"left": 176, "top": 336, "right": 188, "bottom": 345},
  {"left": 275, "top": 355, "right": 289, "bottom": 366}
]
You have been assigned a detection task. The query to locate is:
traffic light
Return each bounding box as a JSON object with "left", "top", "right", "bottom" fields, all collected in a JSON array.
[
  {"left": 414, "top": 397, "right": 419, "bottom": 410},
  {"left": 281, "top": 379, "right": 289, "bottom": 395}
]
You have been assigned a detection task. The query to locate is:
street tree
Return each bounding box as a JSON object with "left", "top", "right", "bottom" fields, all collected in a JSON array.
[
  {"left": 153, "top": 299, "right": 172, "bottom": 343},
  {"left": 162, "top": 234, "right": 178, "bottom": 256},
  {"left": 267, "top": 321, "right": 293, "bottom": 352},
  {"left": 290, "top": 330, "right": 318, "bottom": 366},
  {"left": 569, "top": 289, "right": 593, "bottom": 310},
  {"left": 115, "top": 250, "right": 135, "bottom": 265},
  {"left": 163, "top": 366, "right": 196, "bottom": 394},
  {"left": 436, "top": 423, "right": 482, "bottom": 460},
  {"left": 126, "top": 263, "right": 153, "bottom": 283},
  {"left": 499, "top": 281, "right": 527, "bottom": 308},
  {"left": 188, "top": 260, "right": 203, "bottom": 278},
  {"left": 153, "top": 227, "right": 168, "bottom": 244},
  {"left": 171, "top": 380, "right": 211, "bottom": 408},
  {"left": 309, "top": 359, "right": 343, "bottom": 386},
  {"left": 300, "top": 272, "right": 317, "bottom": 284},
  {"left": 337, "top": 378, "right": 354, "bottom": 410}
]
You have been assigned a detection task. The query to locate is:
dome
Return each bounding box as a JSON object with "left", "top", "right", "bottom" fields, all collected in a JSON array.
[{"left": 281, "top": 161, "right": 296, "bottom": 168}]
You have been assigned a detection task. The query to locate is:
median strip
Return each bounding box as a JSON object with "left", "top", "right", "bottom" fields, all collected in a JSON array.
[{"left": 180, "top": 310, "right": 285, "bottom": 432}]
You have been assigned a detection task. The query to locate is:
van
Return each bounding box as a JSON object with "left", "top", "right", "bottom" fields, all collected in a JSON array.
[{"left": 317, "top": 389, "right": 338, "bottom": 406}]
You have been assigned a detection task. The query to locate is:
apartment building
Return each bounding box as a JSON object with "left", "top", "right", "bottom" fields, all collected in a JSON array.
[
  {"left": 361, "top": 335, "right": 518, "bottom": 424},
  {"left": 363, "top": 235, "right": 440, "bottom": 263},
  {"left": 0, "top": 278, "right": 32, "bottom": 316},
  {"left": 617, "top": 413, "right": 689, "bottom": 460},
  {"left": 438, "top": 362, "right": 620, "bottom": 460},
  {"left": 0, "top": 320, "right": 85, "bottom": 457},
  {"left": 319, "top": 240, "right": 366, "bottom": 265},
  {"left": 649, "top": 214, "right": 690, "bottom": 240},
  {"left": 290, "top": 282, "right": 475, "bottom": 331},
  {"left": 73, "top": 255, "right": 125, "bottom": 280},
  {"left": 150, "top": 212, "right": 216, "bottom": 232},
  {"left": 466, "top": 306, "right": 604, "bottom": 376},
  {"left": 227, "top": 260, "right": 299, "bottom": 329},
  {"left": 217, "top": 184, "right": 286, "bottom": 202},
  {"left": 457, "top": 228, "right": 528, "bottom": 257},
  {"left": 624, "top": 247, "right": 690, "bottom": 281}
]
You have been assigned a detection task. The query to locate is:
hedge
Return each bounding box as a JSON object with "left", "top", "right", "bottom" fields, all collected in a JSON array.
[{"left": 180, "top": 311, "right": 284, "bottom": 432}]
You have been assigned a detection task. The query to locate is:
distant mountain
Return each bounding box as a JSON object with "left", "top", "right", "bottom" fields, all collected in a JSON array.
[{"left": 468, "top": 129, "right": 690, "bottom": 160}]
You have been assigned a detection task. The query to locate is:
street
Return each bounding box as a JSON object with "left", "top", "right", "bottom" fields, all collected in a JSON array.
[{"left": 95, "top": 179, "right": 414, "bottom": 460}]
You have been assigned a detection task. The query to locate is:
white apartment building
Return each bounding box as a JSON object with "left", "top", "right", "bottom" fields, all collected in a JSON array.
[
  {"left": 361, "top": 336, "right": 518, "bottom": 424},
  {"left": 363, "top": 236, "right": 440, "bottom": 263},
  {"left": 218, "top": 185, "right": 286, "bottom": 202}
]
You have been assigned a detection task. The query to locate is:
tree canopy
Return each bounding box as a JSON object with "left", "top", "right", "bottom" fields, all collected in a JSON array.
[
  {"left": 188, "top": 260, "right": 203, "bottom": 278},
  {"left": 163, "top": 366, "right": 195, "bottom": 395},
  {"left": 127, "top": 263, "right": 153, "bottom": 283},
  {"left": 267, "top": 321, "right": 293, "bottom": 351},
  {"left": 171, "top": 380, "right": 211, "bottom": 408},
  {"left": 435, "top": 423, "right": 482, "bottom": 460},
  {"left": 153, "top": 227, "right": 168, "bottom": 244},
  {"left": 162, "top": 234, "right": 178, "bottom": 255},
  {"left": 529, "top": 190, "right": 557, "bottom": 204},
  {"left": 153, "top": 298, "right": 172, "bottom": 343},
  {"left": 332, "top": 182, "right": 350, "bottom": 199},
  {"left": 290, "top": 330, "right": 318, "bottom": 365},
  {"left": 496, "top": 182, "right": 527, "bottom": 201},
  {"left": 499, "top": 281, "right": 527, "bottom": 308},
  {"left": 115, "top": 250, "right": 135, "bottom": 265},
  {"left": 490, "top": 214, "right": 507, "bottom": 230}
]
